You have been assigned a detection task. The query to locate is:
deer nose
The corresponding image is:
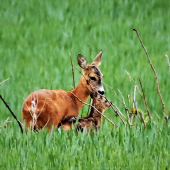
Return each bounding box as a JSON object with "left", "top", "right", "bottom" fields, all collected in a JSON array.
[
  {"left": 98, "top": 85, "right": 105, "bottom": 95},
  {"left": 98, "top": 90, "right": 105, "bottom": 95}
]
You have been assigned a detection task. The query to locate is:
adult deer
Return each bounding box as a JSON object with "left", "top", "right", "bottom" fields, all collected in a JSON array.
[
  {"left": 58, "top": 90, "right": 111, "bottom": 132},
  {"left": 22, "top": 51, "right": 104, "bottom": 131}
]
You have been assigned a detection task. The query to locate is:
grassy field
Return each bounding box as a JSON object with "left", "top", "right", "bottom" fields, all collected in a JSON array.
[{"left": 0, "top": 0, "right": 170, "bottom": 169}]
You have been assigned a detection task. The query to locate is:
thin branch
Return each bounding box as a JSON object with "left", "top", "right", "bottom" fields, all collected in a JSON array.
[
  {"left": 69, "top": 52, "right": 75, "bottom": 88},
  {"left": 138, "top": 76, "right": 152, "bottom": 118},
  {"left": 165, "top": 54, "right": 170, "bottom": 75},
  {"left": 133, "top": 28, "right": 167, "bottom": 120},
  {"left": 0, "top": 95, "right": 23, "bottom": 134},
  {"left": 71, "top": 92, "right": 118, "bottom": 128},
  {"left": 96, "top": 82, "right": 127, "bottom": 120},
  {"left": 103, "top": 82, "right": 124, "bottom": 105},
  {"left": 126, "top": 71, "right": 142, "bottom": 96},
  {"left": 0, "top": 78, "right": 9, "bottom": 86},
  {"left": 103, "top": 83, "right": 131, "bottom": 124}
]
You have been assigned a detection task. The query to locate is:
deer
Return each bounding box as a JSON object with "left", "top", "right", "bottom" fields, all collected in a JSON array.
[
  {"left": 58, "top": 90, "right": 111, "bottom": 133},
  {"left": 21, "top": 51, "right": 105, "bottom": 131}
]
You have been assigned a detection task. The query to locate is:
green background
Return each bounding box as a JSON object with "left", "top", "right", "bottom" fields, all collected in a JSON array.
[{"left": 0, "top": 0, "right": 170, "bottom": 169}]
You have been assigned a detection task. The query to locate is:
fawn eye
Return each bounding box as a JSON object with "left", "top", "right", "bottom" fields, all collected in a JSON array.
[{"left": 89, "top": 76, "right": 96, "bottom": 81}]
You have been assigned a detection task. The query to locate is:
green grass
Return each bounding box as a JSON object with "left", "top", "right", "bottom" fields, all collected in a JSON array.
[{"left": 0, "top": 0, "right": 170, "bottom": 169}]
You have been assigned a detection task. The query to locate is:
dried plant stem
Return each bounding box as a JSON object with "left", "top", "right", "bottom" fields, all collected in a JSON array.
[
  {"left": 102, "top": 83, "right": 128, "bottom": 119},
  {"left": 71, "top": 92, "right": 118, "bottom": 128},
  {"left": 133, "top": 85, "right": 137, "bottom": 108},
  {"left": 69, "top": 52, "right": 75, "bottom": 88},
  {"left": 138, "top": 76, "right": 152, "bottom": 118},
  {"left": 138, "top": 110, "right": 146, "bottom": 128},
  {"left": 165, "top": 55, "right": 170, "bottom": 75},
  {"left": 126, "top": 71, "right": 142, "bottom": 96},
  {"left": 0, "top": 95, "right": 23, "bottom": 134},
  {"left": 0, "top": 78, "right": 9, "bottom": 86},
  {"left": 1, "top": 117, "right": 12, "bottom": 128},
  {"left": 133, "top": 28, "right": 167, "bottom": 120},
  {"left": 103, "top": 82, "right": 125, "bottom": 105},
  {"left": 103, "top": 83, "right": 132, "bottom": 124}
]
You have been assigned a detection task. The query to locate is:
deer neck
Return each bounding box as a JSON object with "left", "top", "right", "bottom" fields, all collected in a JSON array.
[{"left": 71, "top": 76, "right": 90, "bottom": 110}]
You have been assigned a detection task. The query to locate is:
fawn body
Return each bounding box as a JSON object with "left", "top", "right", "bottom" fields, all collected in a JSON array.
[
  {"left": 59, "top": 91, "right": 111, "bottom": 132},
  {"left": 22, "top": 51, "right": 104, "bottom": 131}
]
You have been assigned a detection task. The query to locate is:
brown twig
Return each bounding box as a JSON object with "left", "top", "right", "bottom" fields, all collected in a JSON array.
[
  {"left": 69, "top": 52, "right": 75, "bottom": 88},
  {"left": 103, "top": 82, "right": 132, "bottom": 124},
  {"left": 138, "top": 109, "right": 146, "bottom": 128},
  {"left": 133, "top": 28, "right": 167, "bottom": 120},
  {"left": 103, "top": 82, "right": 125, "bottom": 105},
  {"left": 138, "top": 76, "right": 152, "bottom": 118},
  {"left": 71, "top": 92, "right": 118, "bottom": 128},
  {"left": 126, "top": 71, "right": 142, "bottom": 96},
  {"left": 0, "top": 95, "right": 23, "bottom": 134}
]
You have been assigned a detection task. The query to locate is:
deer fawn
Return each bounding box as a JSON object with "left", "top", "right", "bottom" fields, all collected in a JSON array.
[
  {"left": 59, "top": 90, "right": 111, "bottom": 132},
  {"left": 22, "top": 51, "right": 104, "bottom": 131}
]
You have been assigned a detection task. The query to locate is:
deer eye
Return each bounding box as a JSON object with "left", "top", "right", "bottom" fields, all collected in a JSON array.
[{"left": 89, "top": 76, "right": 96, "bottom": 81}]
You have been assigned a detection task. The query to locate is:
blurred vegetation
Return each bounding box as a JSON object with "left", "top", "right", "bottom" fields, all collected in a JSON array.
[{"left": 0, "top": 0, "right": 170, "bottom": 169}]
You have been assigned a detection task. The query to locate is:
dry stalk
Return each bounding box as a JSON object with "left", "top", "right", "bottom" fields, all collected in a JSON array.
[
  {"left": 69, "top": 52, "right": 75, "bottom": 88},
  {"left": 0, "top": 95, "right": 23, "bottom": 134},
  {"left": 126, "top": 71, "right": 152, "bottom": 119},
  {"left": 126, "top": 71, "right": 142, "bottom": 96},
  {"left": 0, "top": 78, "right": 9, "bottom": 86},
  {"left": 103, "top": 82, "right": 132, "bottom": 125},
  {"left": 138, "top": 76, "right": 152, "bottom": 118},
  {"left": 129, "top": 86, "right": 138, "bottom": 126},
  {"left": 138, "top": 109, "right": 146, "bottom": 128},
  {"left": 22, "top": 93, "right": 48, "bottom": 131},
  {"left": 165, "top": 54, "right": 170, "bottom": 75},
  {"left": 133, "top": 85, "right": 137, "bottom": 108},
  {"left": 133, "top": 28, "right": 167, "bottom": 120},
  {"left": 71, "top": 92, "right": 118, "bottom": 128},
  {"left": 103, "top": 82, "right": 125, "bottom": 105},
  {"left": 3, "top": 117, "right": 12, "bottom": 128}
]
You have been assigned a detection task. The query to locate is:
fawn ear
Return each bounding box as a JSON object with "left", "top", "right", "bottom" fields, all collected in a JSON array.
[
  {"left": 91, "top": 51, "right": 102, "bottom": 67},
  {"left": 77, "top": 54, "right": 89, "bottom": 69}
]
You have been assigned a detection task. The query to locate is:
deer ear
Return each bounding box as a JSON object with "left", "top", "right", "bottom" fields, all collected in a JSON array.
[
  {"left": 77, "top": 54, "right": 89, "bottom": 69},
  {"left": 91, "top": 51, "right": 103, "bottom": 67}
]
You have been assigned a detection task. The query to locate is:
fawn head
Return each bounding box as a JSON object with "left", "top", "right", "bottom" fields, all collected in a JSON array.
[
  {"left": 77, "top": 51, "right": 105, "bottom": 95},
  {"left": 90, "top": 90, "right": 111, "bottom": 110}
]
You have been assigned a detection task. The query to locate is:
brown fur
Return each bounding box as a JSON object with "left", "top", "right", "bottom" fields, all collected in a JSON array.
[
  {"left": 22, "top": 51, "right": 104, "bottom": 131},
  {"left": 60, "top": 91, "right": 111, "bottom": 133}
]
